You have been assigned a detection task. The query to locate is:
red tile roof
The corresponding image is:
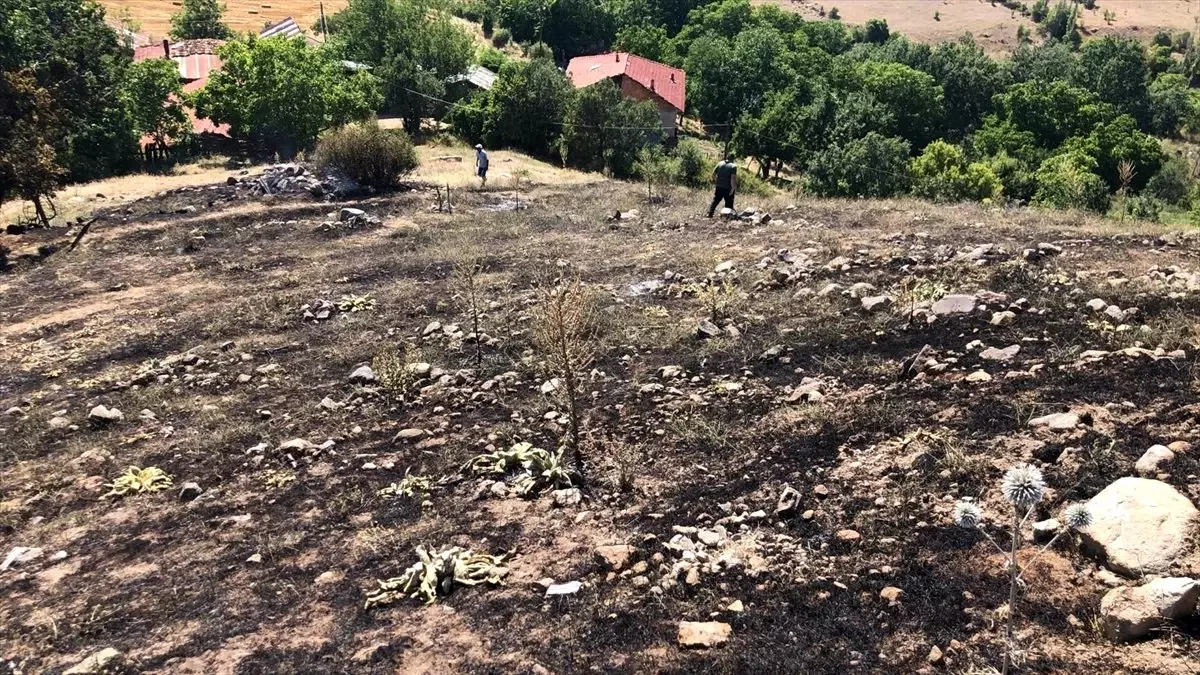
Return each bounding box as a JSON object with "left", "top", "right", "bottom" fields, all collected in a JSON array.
[
  {"left": 565, "top": 52, "right": 686, "bottom": 112},
  {"left": 132, "top": 41, "right": 231, "bottom": 140}
]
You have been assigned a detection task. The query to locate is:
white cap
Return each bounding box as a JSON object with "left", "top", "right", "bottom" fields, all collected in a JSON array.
[{"left": 475, "top": 144, "right": 483, "bottom": 150}]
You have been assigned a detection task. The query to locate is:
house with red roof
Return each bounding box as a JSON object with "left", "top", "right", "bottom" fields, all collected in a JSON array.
[
  {"left": 133, "top": 39, "right": 232, "bottom": 144},
  {"left": 565, "top": 53, "right": 686, "bottom": 138}
]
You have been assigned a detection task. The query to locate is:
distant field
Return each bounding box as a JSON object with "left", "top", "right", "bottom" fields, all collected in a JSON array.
[
  {"left": 101, "top": 0, "right": 349, "bottom": 40},
  {"left": 756, "top": 0, "right": 1197, "bottom": 54}
]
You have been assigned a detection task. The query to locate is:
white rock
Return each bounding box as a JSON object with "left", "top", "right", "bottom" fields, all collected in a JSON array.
[
  {"left": 1028, "top": 412, "right": 1079, "bottom": 430},
  {"left": 1135, "top": 445, "right": 1175, "bottom": 476},
  {"left": 677, "top": 621, "right": 732, "bottom": 648},
  {"left": 1080, "top": 477, "right": 1199, "bottom": 577},
  {"left": 1100, "top": 577, "right": 1200, "bottom": 642}
]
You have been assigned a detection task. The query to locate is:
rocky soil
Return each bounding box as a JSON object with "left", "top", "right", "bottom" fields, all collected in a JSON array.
[{"left": 1, "top": 169, "right": 1199, "bottom": 673}]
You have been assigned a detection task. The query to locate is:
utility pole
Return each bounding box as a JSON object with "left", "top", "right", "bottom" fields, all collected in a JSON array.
[{"left": 320, "top": 1, "right": 328, "bottom": 41}]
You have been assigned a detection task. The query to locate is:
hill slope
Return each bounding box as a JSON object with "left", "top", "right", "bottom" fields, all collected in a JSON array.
[{"left": 2, "top": 167, "right": 1200, "bottom": 673}]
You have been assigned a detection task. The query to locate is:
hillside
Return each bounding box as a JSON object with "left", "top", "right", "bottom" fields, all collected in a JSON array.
[
  {"left": 104, "top": 0, "right": 347, "bottom": 40},
  {"left": 760, "top": 0, "right": 1198, "bottom": 55},
  {"left": 2, "top": 158, "right": 1200, "bottom": 673}
]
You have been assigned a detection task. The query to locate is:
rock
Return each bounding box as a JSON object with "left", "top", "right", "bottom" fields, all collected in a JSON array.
[
  {"left": 835, "top": 529, "right": 861, "bottom": 543},
  {"left": 540, "top": 378, "right": 561, "bottom": 394},
  {"left": 714, "top": 260, "right": 735, "bottom": 273},
  {"left": 931, "top": 294, "right": 977, "bottom": 316},
  {"left": 405, "top": 362, "right": 432, "bottom": 377},
  {"left": 1100, "top": 577, "right": 1200, "bottom": 642},
  {"left": 545, "top": 580, "right": 581, "bottom": 596},
  {"left": 1028, "top": 412, "right": 1079, "bottom": 431},
  {"left": 677, "top": 621, "right": 732, "bottom": 648},
  {"left": 246, "top": 553, "right": 263, "bottom": 564},
  {"left": 1086, "top": 298, "right": 1108, "bottom": 312},
  {"left": 339, "top": 207, "right": 366, "bottom": 222},
  {"left": 880, "top": 586, "right": 904, "bottom": 605},
  {"left": 927, "top": 645, "right": 945, "bottom": 666},
  {"left": 1168, "top": 441, "right": 1192, "bottom": 454},
  {"left": 1103, "top": 305, "right": 1127, "bottom": 322},
  {"left": 965, "top": 370, "right": 992, "bottom": 383},
  {"left": 696, "top": 320, "right": 722, "bottom": 339},
  {"left": 979, "top": 344, "right": 1020, "bottom": 361},
  {"left": 392, "top": 428, "right": 425, "bottom": 442},
  {"left": 775, "top": 485, "right": 801, "bottom": 517},
  {"left": 3, "top": 406, "right": 24, "bottom": 416},
  {"left": 1032, "top": 518, "right": 1060, "bottom": 543},
  {"left": 178, "top": 482, "right": 203, "bottom": 501},
  {"left": 990, "top": 310, "right": 1016, "bottom": 326},
  {"left": 87, "top": 405, "right": 123, "bottom": 425},
  {"left": 1135, "top": 445, "right": 1175, "bottom": 476},
  {"left": 726, "top": 600, "right": 744, "bottom": 612},
  {"left": 595, "top": 544, "right": 636, "bottom": 570},
  {"left": 64, "top": 648, "right": 124, "bottom": 674},
  {"left": 861, "top": 295, "right": 893, "bottom": 312},
  {"left": 552, "top": 487, "right": 582, "bottom": 507},
  {"left": 1, "top": 546, "right": 44, "bottom": 571},
  {"left": 658, "top": 365, "right": 684, "bottom": 379},
  {"left": 696, "top": 529, "right": 724, "bottom": 547},
  {"left": 48, "top": 416, "right": 71, "bottom": 430},
  {"left": 349, "top": 365, "right": 376, "bottom": 383},
  {"left": 1080, "top": 477, "right": 1199, "bottom": 577}
]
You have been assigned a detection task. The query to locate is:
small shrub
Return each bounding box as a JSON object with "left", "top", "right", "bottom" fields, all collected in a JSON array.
[
  {"left": 491, "top": 28, "right": 511, "bottom": 47},
  {"left": 828, "top": 7, "right": 840, "bottom": 20},
  {"left": 336, "top": 293, "right": 376, "bottom": 312},
  {"left": 524, "top": 41, "right": 553, "bottom": 60},
  {"left": 364, "top": 546, "right": 507, "bottom": 607},
  {"left": 379, "top": 469, "right": 434, "bottom": 498},
  {"left": 673, "top": 138, "right": 708, "bottom": 187},
  {"left": 481, "top": 13, "right": 493, "bottom": 37},
  {"left": 1145, "top": 154, "right": 1192, "bottom": 205},
  {"left": 372, "top": 344, "right": 425, "bottom": 400},
  {"left": 476, "top": 46, "right": 506, "bottom": 72},
  {"left": 314, "top": 120, "right": 418, "bottom": 190},
  {"left": 105, "top": 466, "right": 173, "bottom": 497},
  {"left": 464, "top": 442, "right": 579, "bottom": 495},
  {"left": 933, "top": 10, "right": 940, "bottom": 21},
  {"left": 1122, "top": 194, "right": 1164, "bottom": 222}
]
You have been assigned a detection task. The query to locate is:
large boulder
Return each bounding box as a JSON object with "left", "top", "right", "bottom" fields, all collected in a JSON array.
[
  {"left": 1079, "top": 477, "right": 1199, "bottom": 577},
  {"left": 1099, "top": 577, "right": 1200, "bottom": 642}
]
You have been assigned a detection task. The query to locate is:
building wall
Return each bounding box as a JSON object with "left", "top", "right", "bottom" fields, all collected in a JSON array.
[{"left": 617, "top": 76, "right": 679, "bottom": 136}]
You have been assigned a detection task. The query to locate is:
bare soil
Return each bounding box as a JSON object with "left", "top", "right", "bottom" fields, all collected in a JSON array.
[{"left": 2, "top": 167, "right": 1200, "bottom": 673}]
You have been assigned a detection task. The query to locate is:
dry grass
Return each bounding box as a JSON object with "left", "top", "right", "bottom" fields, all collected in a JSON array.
[
  {"left": 412, "top": 145, "right": 601, "bottom": 190},
  {"left": 102, "top": 0, "right": 346, "bottom": 40}
]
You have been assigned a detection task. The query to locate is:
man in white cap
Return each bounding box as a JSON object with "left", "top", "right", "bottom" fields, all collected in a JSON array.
[{"left": 474, "top": 144, "right": 489, "bottom": 188}]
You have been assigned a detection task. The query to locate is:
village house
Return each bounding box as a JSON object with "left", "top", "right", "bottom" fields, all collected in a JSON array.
[{"left": 565, "top": 52, "right": 686, "bottom": 138}]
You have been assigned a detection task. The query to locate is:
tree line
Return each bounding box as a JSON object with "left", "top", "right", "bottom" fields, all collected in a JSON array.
[{"left": 4, "top": 0, "right": 1200, "bottom": 225}]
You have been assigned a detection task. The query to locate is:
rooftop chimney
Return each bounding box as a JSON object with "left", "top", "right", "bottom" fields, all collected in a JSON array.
[
  {"left": 650, "top": 78, "right": 655, "bottom": 91},
  {"left": 615, "top": 53, "right": 620, "bottom": 62},
  {"left": 670, "top": 73, "right": 675, "bottom": 83},
  {"left": 162, "top": 38, "right": 170, "bottom": 58}
]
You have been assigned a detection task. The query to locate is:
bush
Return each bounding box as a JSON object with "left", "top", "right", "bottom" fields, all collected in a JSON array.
[
  {"left": 477, "top": 47, "right": 508, "bottom": 72},
  {"left": 828, "top": 7, "right": 840, "bottom": 20},
  {"left": 315, "top": 120, "right": 418, "bottom": 189},
  {"left": 482, "top": 13, "right": 494, "bottom": 37},
  {"left": 448, "top": 98, "right": 489, "bottom": 145},
  {"left": 1032, "top": 150, "right": 1110, "bottom": 212},
  {"left": 805, "top": 132, "right": 912, "bottom": 198},
  {"left": 673, "top": 138, "right": 709, "bottom": 188},
  {"left": 1146, "top": 154, "right": 1193, "bottom": 206},
  {"left": 911, "top": 140, "right": 1003, "bottom": 203},
  {"left": 492, "top": 28, "right": 512, "bottom": 48},
  {"left": 1122, "top": 194, "right": 1164, "bottom": 222}
]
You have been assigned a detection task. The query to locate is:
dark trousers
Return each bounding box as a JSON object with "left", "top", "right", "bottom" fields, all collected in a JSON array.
[{"left": 708, "top": 187, "right": 734, "bottom": 217}]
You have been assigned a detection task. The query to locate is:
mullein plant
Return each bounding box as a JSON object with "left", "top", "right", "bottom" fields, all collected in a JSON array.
[{"left": 953, "top": 465, "right": 1091, "bottom": 675}]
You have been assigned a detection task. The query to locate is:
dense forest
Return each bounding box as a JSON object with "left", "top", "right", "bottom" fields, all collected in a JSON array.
[{"left": 3, "top": 0, "right": 1200, "bottom": 224}]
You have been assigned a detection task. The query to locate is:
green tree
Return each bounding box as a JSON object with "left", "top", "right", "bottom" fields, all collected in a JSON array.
[
  {"left": 863, "top": 18, "right": 889, "bottom": 44},
  {"left": 1008, "top": 41, "right": 1078, "bottom": 84},
  {"left": 854, "top": 60, "right": 943, "bottom": 149},
  {"left": 557, "top": 79, "right": 660, "bottom": 177},
  {"left": 194, "top": 38, "right": 382, "bottom": 156},
  {"left": 1041, "top": 0, "right": 1078, "bottom": 42},
  {"left": 799, "top": 19, "right": 851, "bottom": 55},
  {"left": 910, "top": 139, "right": 1003, "bottom": 202},
  {"left": 684, "top": 26, "right": 794, "bottom": 126},
  {"left": 0, "top": 70, "right": 65, "bottom": 225},
  {"left": 1, "top": 0, "right": 138, "bottom": 182},
  {"left": 1032, "top": 150, "right": 1110, "bottom": 212},
  {"left": 483, "top": 58, "right": 572, "bottom": 154},
  {"left": 123, "top": 58, "right": 192, "bottom": 150},
  {"left": 805, "top": 132, "right": 911, "bottom": 198},
  {"left": 990, "top": 80, "right": 1113, "bottom": 149},
  {"left": 1074, "top": 36, "right": 1150, "bottom": 126},
  {"left": 614, "top": 24, "right": 670, "bottom": 62},
  {"left": 1148, "top": 73, "right": 1195, "bottom": 137},
  {"left": 169, "top": 0, "right": 234, "bottom": 40},
  {"left": 1145, "top": 153, "right": 1193, "bottom": 206},
  {"left": 327, "top": 0, "right": 474, "bottom": 133},
  {"left": 927, "top": 35, "right": 1008, "bottom": 139},
  {"left": 1061, "top": 114, "right": 1162, "bottom": 191}
]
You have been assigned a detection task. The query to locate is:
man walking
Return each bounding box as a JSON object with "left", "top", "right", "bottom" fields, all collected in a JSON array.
[
  {"left": 474, "top": 144, "right": 489, "bottom": 188},
  {"left": 707, "top": 156, "right": 737, "bottom": 218}
]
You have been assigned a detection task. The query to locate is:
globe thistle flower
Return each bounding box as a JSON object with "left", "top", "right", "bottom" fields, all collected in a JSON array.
[
  {"left": 1001, "top": 464, "right": 1046, "bottom": 510},
  {"left": 953, "top": 501, "right": 982, "bottom": 529},
  {"left": 1062, "top": 503, "right": 1091, "bottom": 530}
]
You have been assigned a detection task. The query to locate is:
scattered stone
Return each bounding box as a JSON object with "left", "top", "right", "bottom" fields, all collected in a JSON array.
[
  {"left": 880, "top": 586, "right": 904, "bottom": 605},
  {"left": 545, "top": 581, "right": 581, "bottom": 596},
  {"left": 927, "top": 645, "right": 945, "bottom": 666},
  {"left": 1, "top": 546, "right": 44, "bottom": 571},
  {"left": 540, "top": 379, "right": 561, "bottom": 394},
  {"left": 979, "top": 344, "right": 1020, "bottom": 361},
  {"left": 1100, "top": 577, "right": 1200, "bottom": 642},
  {"left": 697, "top": 529, "right": 724, "bottom": 547},
  {"left": 677, "top": 621, "right": 732, "bottom": 648},
  {"left": 1028, "top": 412, "right": 1079, "bottom": 431},
  {"left": 48, "top": 416, "right": 72, "bottom": 430},
  {"left": 392, "top": 428, "right": 425, "bottom": 442},
  {"left": 178, "top": 482, "right": 203, "bottom": 501},
  {"left": 965, "top": 370, "right": 992, "bottom": 383},
  {"left": 64, "top": 648, "right": 124, "bottom": 675},
  {"left": 246, "top": 553, "right": 263, "bottom": 564},
  {"left": 775, "top": 485, "right": 801, "bottom": 517},
  {"left": 1086, "top": 298, "right": 1108, "bottom": 312},
  {"left": 931, "top": 294, "right": 977, "bottom": 316},
  {"left": 726, "top": 600, "right": 744, "bottom": 612},
  {"left": 696, "top": 320, "right": 722, "bottom": 339},
  {"left": 990, "top": 311, "right": 1016, "bottom": 326},
  {"left": 1080, "top": 477, "right": 1199, "bottom": 577},
  {"left": 552, "top": 487, "right": 582, "bottom": 507},
  {"left": 1135, "top": 445, "right": 1175, "bottom": 476},
  {"left": 339, "top": 207, "right": 366, "bottom": 222},
  {"left": 349, "top": 365, "right": 376, "bottom": 383},
  {"left": 595, "top": 544, "right": 636, "bottom": 571},
  {"left": 87, "top": 405, "right": 123, "bottom": 425},
  {"left": 861, "top": 295, "right": 893, "bottom": 312},
  {"left": 4, "top": 406, "right": 24, "bottom": 416},
  {"left": 835, "top": 529, "right": 861, "bottom": 543},
  {"left": 1032, "top": 518, "right": 1060, "bottom": 543}
]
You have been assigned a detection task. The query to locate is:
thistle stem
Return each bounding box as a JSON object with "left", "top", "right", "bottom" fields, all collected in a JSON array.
[{"left": 1002, "top": 507, "right": 1020, "bottom": 675}]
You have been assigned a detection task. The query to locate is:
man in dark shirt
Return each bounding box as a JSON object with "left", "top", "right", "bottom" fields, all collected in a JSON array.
[{"left": 708, "top": 157, "right": 738, "bottom": 218}]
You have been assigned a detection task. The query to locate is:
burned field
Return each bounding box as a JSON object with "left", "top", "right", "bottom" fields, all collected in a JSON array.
[{"left": 2, "top": 172, "right": 1200, "bottom": 674}]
